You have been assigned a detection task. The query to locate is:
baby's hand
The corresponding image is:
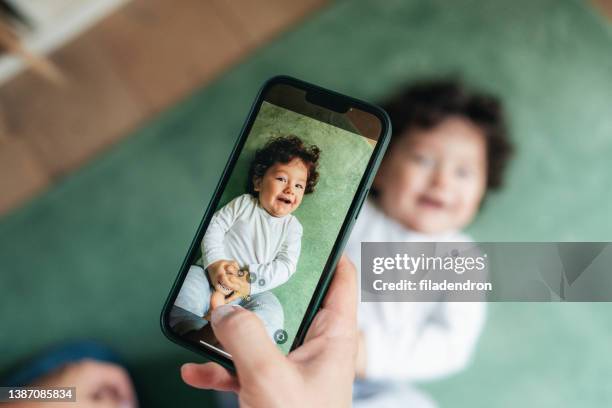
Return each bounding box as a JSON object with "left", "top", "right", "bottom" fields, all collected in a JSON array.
[
  {"left": 204, "top": 260, "right": 242, "bottom": 320},
  {"left": 207, "top": 260, "right": 239, "bottom": 286},
  {"left": 224, "top": 262, "right": 239, "bottom": 276},
  {"left": 224, "top": 269, "right": 251, "bottom": 303}
]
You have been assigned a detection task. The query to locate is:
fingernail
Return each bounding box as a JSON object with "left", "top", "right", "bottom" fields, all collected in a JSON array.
[{"left": 211, "top": 304, "right": 238, "bottom": 326}]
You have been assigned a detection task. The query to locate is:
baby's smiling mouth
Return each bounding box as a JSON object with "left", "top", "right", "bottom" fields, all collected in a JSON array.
[
  {"left": 277, "top": 196, "right": 292, "bottom": 205},
  {"left": 418, "top": 195, "right": 446, "bottom": 209}
]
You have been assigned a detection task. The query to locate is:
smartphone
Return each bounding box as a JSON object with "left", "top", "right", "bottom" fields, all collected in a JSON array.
[{"left": 160, "top": 75, "right": 390, "bottom": 370}]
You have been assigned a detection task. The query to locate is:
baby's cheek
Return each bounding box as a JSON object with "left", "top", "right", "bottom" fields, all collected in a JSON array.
[
  {"left": 454, "top": 199, "right": 478, "bottom": 228},
  {"left": 293, "top": 195, "right": 304, "bottom": 208},
  {"left": 464, "top": 185, "right": 485, "bottom": 214}
]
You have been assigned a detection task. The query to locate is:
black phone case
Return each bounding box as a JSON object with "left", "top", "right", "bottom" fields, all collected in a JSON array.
[{"left": 160, "top": 75, "right": 391, "bottom": 371}]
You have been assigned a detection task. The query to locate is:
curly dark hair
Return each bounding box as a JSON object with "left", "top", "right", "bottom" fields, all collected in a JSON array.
[
  {"left": 382, "top": 78, "right": 513, "bottom": 191},
  {"left": 247, "top": 135, "right": 320, "bottom": 196}
]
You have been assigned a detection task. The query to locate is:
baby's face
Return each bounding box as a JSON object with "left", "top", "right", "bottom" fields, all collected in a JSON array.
[
  {"left": 375, "top": 117, "right": 487, "bottom": 234},
  {"left": 255, "top": 158, "right": 308, "bottom": 217}
]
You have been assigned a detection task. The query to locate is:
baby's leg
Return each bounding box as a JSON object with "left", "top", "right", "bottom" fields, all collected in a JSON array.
[
  {"left": 241, "top": 292, "right": 284, "bottom": 340},
  {"left": 174, "top": 265, "right": 213, "bottom": 317}
]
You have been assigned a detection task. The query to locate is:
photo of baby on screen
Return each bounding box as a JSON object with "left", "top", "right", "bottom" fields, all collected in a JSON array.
[{"left": 169, "top": 136, "right": 320, "bottom": 347}]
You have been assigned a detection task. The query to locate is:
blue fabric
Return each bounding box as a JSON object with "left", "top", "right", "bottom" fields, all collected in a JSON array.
[{"left": 2, "top": 340, "right": 124, "bottom": 387}]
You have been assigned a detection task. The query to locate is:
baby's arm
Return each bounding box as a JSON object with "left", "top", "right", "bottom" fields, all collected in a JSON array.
[
  {"left": 248, "top": 219, "right": 302, "bottom": 295},
  {"left": 210, "top": 291, "right": 226, "bottom": 309},
  {"left": 202, "top": 195, "right": 247, "bottom": 268},
  {"left": 202, "top": 291, "right": 226, "bottom": 321}
]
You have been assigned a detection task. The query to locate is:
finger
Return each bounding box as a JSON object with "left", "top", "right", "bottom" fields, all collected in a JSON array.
[
  {"left": 211, "top": 305, "right": 286, "bottom": 380},
  {"left": 225, "top": 292, "right": 240, "bottom": 303},
  {"left": 219, "top": 275, "right": 241, "bottom": 292},
  {"left": 322, "top": 255, "right": 357, "bottom": 321},
  {"left": 181, "top": 362, "right": 239, "bottom": 392},
  {"left": 225, "top": 275, "right": 239, "bottom": 284},
  {"left": 301, "top": 255, "right": 357, "bottom": 344},
  {"left": 217, "top": 275, "right": 229, "bottom": 287},
  {"left": 78, "top": 360, "right": 137, "bottom": 406}
]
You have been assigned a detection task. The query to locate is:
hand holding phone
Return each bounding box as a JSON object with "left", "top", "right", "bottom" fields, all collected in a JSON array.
[
  {"left": 161, "top": 76, "right": 390, "bottom": 370},
  {"left": 182, "top": 256, "right": 358, "bottom": 407}
]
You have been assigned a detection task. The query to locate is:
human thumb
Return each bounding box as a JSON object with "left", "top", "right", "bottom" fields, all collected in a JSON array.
[{"left": 211, "top": 305, "right": 286, "bottom": 378}]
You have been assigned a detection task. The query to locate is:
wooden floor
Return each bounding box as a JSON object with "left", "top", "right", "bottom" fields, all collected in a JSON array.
[
  {"left": 0, "top": 0, "right": 326, "bottom": 216},
  {"left": 593, "top": 0, "right": 612, "bottom": 20},
  {"left": 1, "top": 0, "right": 610, "bottom": 217}
]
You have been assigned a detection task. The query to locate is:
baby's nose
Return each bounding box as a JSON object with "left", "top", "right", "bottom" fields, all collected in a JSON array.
[{"left": 432, "top": 168, "right": 452, "bottom": 188}]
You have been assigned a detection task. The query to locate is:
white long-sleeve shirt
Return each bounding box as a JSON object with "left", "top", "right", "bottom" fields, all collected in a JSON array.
[
  {"left": 345, "top": 199, "right": 486, "bottom": 382},
  {"left": 202, "top": 194, "right": 302, "bottom": 295}
]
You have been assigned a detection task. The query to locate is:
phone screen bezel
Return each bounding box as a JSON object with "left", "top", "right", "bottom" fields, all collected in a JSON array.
[{"left": 160, "top": 75, "right": 391, "bottom": 370}]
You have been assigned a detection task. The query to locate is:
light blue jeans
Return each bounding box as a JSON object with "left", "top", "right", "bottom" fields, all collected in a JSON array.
[{"left": 170, "top": 265, "right": 284, "bottom": 339}]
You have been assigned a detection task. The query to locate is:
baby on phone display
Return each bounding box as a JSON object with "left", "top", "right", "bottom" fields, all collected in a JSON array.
[{"left": 171, "top": 136, "right": 320, "bottom": 340}]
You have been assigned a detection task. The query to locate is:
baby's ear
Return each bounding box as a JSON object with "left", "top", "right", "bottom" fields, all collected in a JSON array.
[{"left": 253, "top": 176, "right": 262, "bottom": 192}]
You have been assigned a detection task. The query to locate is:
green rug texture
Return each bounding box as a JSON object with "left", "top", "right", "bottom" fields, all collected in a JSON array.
[{"left": 2, "top": 0, "right": 612, "bottom": 406}]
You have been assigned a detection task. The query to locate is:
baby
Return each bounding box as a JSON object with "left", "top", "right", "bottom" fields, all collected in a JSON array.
[
  {"left": 171, "top": 135, "right": 320, "bottom": 338},
  {"left": 347, "top": 79, "right": 513, "bottom": 407}
]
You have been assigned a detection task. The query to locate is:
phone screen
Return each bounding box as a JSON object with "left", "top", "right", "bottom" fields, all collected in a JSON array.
[{"left": 165, "top": 79, "right": 386, "bottom": 358}]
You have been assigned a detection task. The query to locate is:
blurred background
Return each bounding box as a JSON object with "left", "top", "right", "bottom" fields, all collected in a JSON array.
[{"left": 1, "top": 0, "right": 612, "bottom": 406}]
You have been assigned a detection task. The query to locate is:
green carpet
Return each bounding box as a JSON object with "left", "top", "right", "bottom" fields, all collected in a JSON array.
[{"left": 2, "top": 0, "right": 612, "bottom": 406}]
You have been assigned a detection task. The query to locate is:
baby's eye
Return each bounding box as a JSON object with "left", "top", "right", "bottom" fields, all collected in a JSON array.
[
  {"left": 411, "top": 153, "right": 435, "bottom": 167},
  {"left": 295, "top": 183, "right": 304, "bottom": 190},
  {"left": 276, "top": 176, "right": 287, "bottom": 183},
  {"left": 456, "top": 167, "right": 472, "bottom": 178}
]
